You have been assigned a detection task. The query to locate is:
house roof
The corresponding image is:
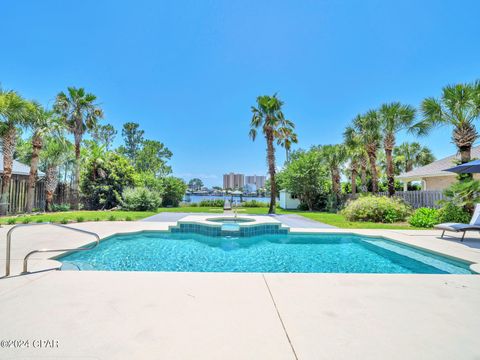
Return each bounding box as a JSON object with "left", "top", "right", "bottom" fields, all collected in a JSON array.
[
  {"left": 0, "top": 155, "right": 45, "bottom": 177},
  {"left": 397, "top": 145, "right": 480, "bottom": 180}
]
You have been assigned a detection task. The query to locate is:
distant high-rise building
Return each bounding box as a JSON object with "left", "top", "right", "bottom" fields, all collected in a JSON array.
[
  {"left": 223, "top": 173, "right": 265, "bottom": 190},
  {"left": 223, "top": 172, "right": 244, "bottom": 189},
  {"left": 245, "top": 175, "right": 266, "bottom": 189}
]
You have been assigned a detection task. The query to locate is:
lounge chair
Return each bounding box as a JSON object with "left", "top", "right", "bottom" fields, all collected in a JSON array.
[{"left": 435, "top": 204, "right": 480, "bottom": 241}]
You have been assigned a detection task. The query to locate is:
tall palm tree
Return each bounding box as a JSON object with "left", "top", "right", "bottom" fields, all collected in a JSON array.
[
  {"left": 345, "top": 146, "right": 365, "bottom": 195},
  {"left": 344, "top": 130, "right": 368, "bottom": 194},
  {"left": 378, "top": 102, "right": 416, "bottom": 196},
  {"left": 0, "top": 89, "right": 28, "bottom": 215},
  {"left": 25, "top": 101, "right": 63, "bottom": 212},
  {"left": 394, "top": 142, "right": 435, "bottom": 173},
  {"left": 319, "top": 144, "right": 347, "bottom": 202},
  {"left": 411, "top": 81, "right": 480, "bottom": 165},
  {"left": 249, "top": 94, "right": 295, "bottom": 214},
  {"left": 54, "top": 87, "right": 103, "bottom": 209},
  {"left": 41, "top": 136, "right": 71, "bottom": 211},
  {"left": 344, "top": 112, "right": 382, "bottom": 193}
]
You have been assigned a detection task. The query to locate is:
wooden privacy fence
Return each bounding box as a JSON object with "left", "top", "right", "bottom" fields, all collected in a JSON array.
[
  {"left": 54, "top": 182, "right": 75, "bottom": 207},
  {"left": 0, "top": 175, "right": 45, "bottom": 214},
  {"left": 378, "top": 190, "right": 447, "bottom": 208}
]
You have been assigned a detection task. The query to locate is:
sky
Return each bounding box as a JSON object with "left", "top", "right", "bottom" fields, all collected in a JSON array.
[{"left": 1, "top": 0, "right": 479, "bottom": 187}]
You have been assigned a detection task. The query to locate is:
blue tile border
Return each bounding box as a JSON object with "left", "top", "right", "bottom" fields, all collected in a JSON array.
[{"left": 170, "top": 223, "right": 288, "bottom": 237}]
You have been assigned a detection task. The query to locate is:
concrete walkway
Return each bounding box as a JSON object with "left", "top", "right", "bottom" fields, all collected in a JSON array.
[
  {"left": 141, "top": 212, "right": 206, "bottom": 222},
  {"left": 271, "top": 214, "right": 336, "bottom": 228},
  {"left": 142, "top": 212, "right": 336, "bottom": 229}
]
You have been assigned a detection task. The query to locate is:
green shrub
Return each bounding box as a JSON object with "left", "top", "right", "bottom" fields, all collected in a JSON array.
[
  {"left": 94, "top": 217, "right": 101, "bottom": 222},
  {"left": 22, "top": 217, "right": 31, "bottom": 224},
  {"left": 437, "top": 203, "right": 471, "bottom": 224},
  {"left": 188, "top": 202, "right": 199, "bottom": 207},
  {"left": 36, "top": 218, "right": 43, "bottom": 223},
  {"left": 60, "top": 218, "right": 69, "bottom": 224},
  {"left": 125, "top": 216, "right": 133, "bottom": 221},
  {"left": 242, "top": 200, "right": 269, "bottom": 208},
  {"left": 51, "top": 203, "right": 71, "bottom": 212},
  {"left": 341, "top": 195, "right": 412, "bottom": 223},
  {"left": 408, "top": 208, "right": 439, "bottom": 228},
  {"left": 161, "top": 177, "right": 187, "bottom": 207},
  {"left": 7, "top": 218, "right": 16, "bottom": 225},
  {"left": 108, "top": 214, "right": 116, "bottom": 221},
  {"left": 76, "top": 216, "right": 85, "bottom": 223},
  {"left": 122, "top": 187, "right": 162, "bottom": 211},
  {"left": 198, "top": 199, "right": 225, "bottom": 207}
]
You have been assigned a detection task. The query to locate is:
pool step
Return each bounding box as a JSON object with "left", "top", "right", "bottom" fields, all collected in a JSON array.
[{"left": 60, "top": 261, "right": 96, "bottom": 271}]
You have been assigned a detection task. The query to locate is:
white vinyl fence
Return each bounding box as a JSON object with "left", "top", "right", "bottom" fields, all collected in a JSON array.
[{"left": 377, "top": 190, "right": 447, "bottom": 209}]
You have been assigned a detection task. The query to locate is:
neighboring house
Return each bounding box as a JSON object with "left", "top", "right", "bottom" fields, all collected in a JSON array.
[
  {"left": 397, "top": 145, "right": 480, "bottom": 191},
  {"left": 0, "top": 154, "right": 45, "bottom": 213},
  {"left": 0, "top": 156, "right": 45, "bottom": 179},
  {"left": 279, "top": 189, "right": 300, "bottom": 210}
]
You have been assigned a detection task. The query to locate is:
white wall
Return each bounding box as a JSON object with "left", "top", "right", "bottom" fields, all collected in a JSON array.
[{"left": 279, "top": 190, "right": 300, "bottom": 210}]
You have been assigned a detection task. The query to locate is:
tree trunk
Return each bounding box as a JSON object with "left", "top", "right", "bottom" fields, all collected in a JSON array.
[
  {"left": 406, "top": 161, "right": 413, "bottom": 173},
  {"left": 384, "top": 134, "right": 395, "bottom": 197},
  {"left": 332, "top": 167, "right": 341, "bottom": 206},
  {"left": 360, "top": 159, "right": 368, "bottom": 193},
  {"left": 385, "top": 148, "right": 395, "bottom": 196},
  {"left": 459, "top": 145, "right": 472, "bottom": 164},
  {"left": 45, "top": 166, "right": 59, "bottom": 212},
  {"left": 0, "top": 126, "right": 17, "bottom": 215},
  {"left": 26, "top": 134, "right": 43, "bottom": 213},
  {"left": 367, "top": 151, "right": 378, "bottom": 193},
  {"left": 351, "top": 169, "right": 357, "bottom": 195},
  {"left": 73, "top": 133, "right": 82, "bottom": 210},
  {"left": 266, "top": 128, "right": 276, "bottom": 214},
  {"left": 453, "top": 122, "right": 477, "bottom": 180}
]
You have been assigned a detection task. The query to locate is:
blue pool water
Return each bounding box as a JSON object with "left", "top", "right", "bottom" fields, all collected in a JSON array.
[{"left": 59, "top": 232, "right": 473, "bottom": 274}]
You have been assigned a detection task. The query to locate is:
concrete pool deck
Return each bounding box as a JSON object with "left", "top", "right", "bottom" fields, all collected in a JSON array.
[{"left": 1, "top": 218, "right": 480, "bottom": 359}]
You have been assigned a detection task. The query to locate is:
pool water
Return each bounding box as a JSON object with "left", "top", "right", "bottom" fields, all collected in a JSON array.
[{"left": 59, "top": 232, "right": 473, "bottom": 274}]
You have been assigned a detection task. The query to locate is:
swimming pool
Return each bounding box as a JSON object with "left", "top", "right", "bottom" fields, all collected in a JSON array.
[{"left": 59, "top": 232, "right": 474, "bottom": 274}]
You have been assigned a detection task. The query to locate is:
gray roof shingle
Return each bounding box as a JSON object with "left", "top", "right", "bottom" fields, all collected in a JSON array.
[
  {"left": 0, "top": 155, "right": 45, "bottom": 177},
  {"left": 397, "top": 145, "right": 480, "bottom": 180}
]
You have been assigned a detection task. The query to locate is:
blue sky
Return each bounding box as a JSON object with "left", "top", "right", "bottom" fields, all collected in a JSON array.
[{"left": 1, "top": 0, "right": 479, "bottom": 187}]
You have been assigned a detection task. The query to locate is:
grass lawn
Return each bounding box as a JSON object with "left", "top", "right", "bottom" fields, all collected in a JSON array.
[
  {"left": 286, "top": 211, "right": 423, "bottom": 230},
  {"left": 0, "top": 206, "right": 424, "bottom": 230}
]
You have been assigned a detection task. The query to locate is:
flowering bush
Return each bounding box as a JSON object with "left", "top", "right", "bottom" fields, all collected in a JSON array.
[{"left": 341, "top": 195, "right": 412, "bottom": 223}]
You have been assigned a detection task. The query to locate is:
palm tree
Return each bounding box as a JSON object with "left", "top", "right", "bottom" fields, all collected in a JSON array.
[
  {"left": 411, "top": 81, "right": 480, "bottom": 165},
  {"left": 277, "top": 127, "right": 298, "bottom": 163},
  {"left": 345, "top": 146, "right": 365, "bottom": 195},
  {"left": 25, "top": 101, "right": 63, "bottom": 212},
  {"left": 41, "top": 136, "right": 71, "bottom": 211},
  {"left": 54, "top": 87, "right": 103, "bottom": 209},
  {"left": 378, "top": 102, "right": 416, "bottom": 196},
  {"left": 0, "top": 89, "right": 28, "bottom": 215},
  {"left": 344, "top": 130, "right": 368, "bottom": 194},
  {"left": 319, "top": 144, "right": 347, "bottom": 202},
  {"left": 249, "top": 94, "right": 295, "bottom": 214},
  {"left": 394, "top": 142, "right": 435, "bottom": 174},
  {"left": 344, "top": 112, "right": 382, "bottom": 193}
]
